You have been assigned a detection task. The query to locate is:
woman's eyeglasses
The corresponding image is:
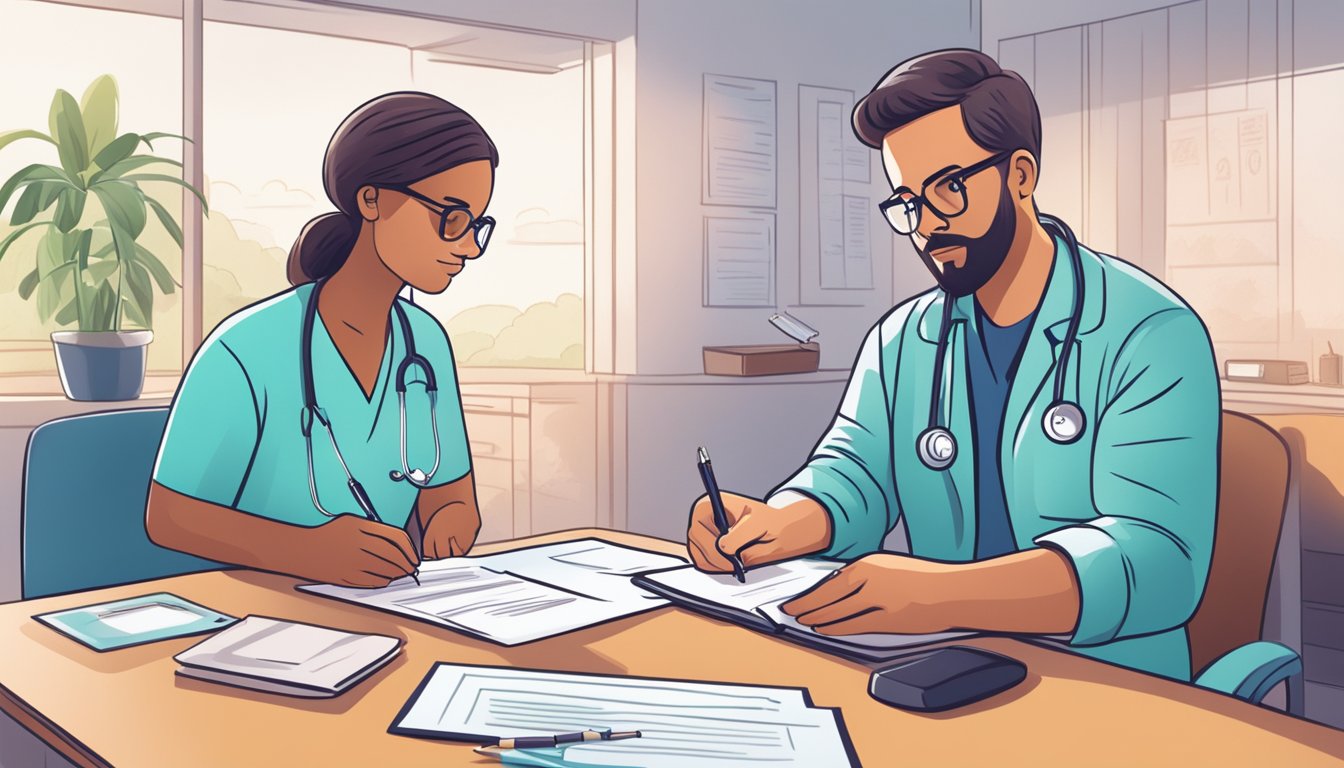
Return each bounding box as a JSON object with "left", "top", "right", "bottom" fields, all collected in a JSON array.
[{"left": 386, "top": 185, "right": 495, "bottom": 252}]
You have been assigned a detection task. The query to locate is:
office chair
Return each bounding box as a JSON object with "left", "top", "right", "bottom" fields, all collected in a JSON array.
[
  {"left": 1188, "top": 410, "right": 1303, "bottom": 715},
  {"left": 22, "top": 407, "right": 224, "bottom": 600}
]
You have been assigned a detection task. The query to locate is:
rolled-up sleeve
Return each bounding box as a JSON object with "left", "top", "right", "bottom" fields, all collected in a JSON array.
[
  {"left": 1034, "top": 308, "right": 1219, "bottom": 646},
  {"left": 772, "top": 324, "right": 900, "bottom": 558}
]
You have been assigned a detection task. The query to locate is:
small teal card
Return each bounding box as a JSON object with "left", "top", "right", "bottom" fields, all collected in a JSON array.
[{"left": 34, "top": 592, "right": 237, "bottom": 652}]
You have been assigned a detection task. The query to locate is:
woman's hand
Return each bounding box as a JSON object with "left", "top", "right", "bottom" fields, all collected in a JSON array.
[
  {"left": 421, "top": 502, "right": 481, "bottom": 558},
  {"left": 299, "top": 514, "right": 421, "bottom": 588}
]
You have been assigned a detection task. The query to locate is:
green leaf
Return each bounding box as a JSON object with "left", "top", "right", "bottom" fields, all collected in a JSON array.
[
  {"left": 122, "top": 292, "right": 148, "bottom": 328},
  {"left": 18, "top": 268, "right": 40, "bottom": 299},
  {"left": 49, "top": 89, "right": 90, "bottom": 179},
  {"left": 87, "top": 280, "right": 117, "bottom": 331},
  {"left": 53, "top": 188, "right": 86, "bottom": 232},
  {"left": 132, "top": 243, "right": 178, "bottom": 293},
  {"left": 54, "top": 296, "right": 79, "bottom": 326},
  {"left": 92, "top": 181, "right": 146, "bottom": 238},
  {"left": 123, "top": 259, "right": 153, "bottom": 326},
  {"left": 0, "top": 221, "right": 48, "bottom": 263},
  {"left": 85, "top": 258, "right": 119, "bottom": 284},
  {"left": 118, "top": 173, "right": 208, "bottom": 213},
  {"left": 144, "top": 195, "right": 183, "bottom": 247},
  {"left": 91, "top": 132, "right": 139, "bottom": 173},
  {"left": 138, "top": 131, "right": 190, "bottom": 150},
  {"left": 89, "top": 154, "right": 180, "bottom": 184},
  {"left": 37, "top": 264, "right": 65, "bottom": 322},
  {"left": 10, "top": 180, "right": 64, "bottom": 225},
  {"left": 0, "top": 164, "right": 69, "bottom": 216},
  {"left": 79, "top": 75, "right": 119, "bottom": 158},
  {"left": 0, "top": 129, "right": 56, "bottom": 154}
]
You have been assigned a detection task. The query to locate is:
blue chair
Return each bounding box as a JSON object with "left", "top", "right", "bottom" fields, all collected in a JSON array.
[
  {"left": 1189, "top": 411, "right": 1303, "bottom": 715},
  {"left": 22, "top": 407, "right": 225, "bottom": 600}
]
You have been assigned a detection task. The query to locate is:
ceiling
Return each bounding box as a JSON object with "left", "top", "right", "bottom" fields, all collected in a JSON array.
[{"left": 38, "top": 0, "right": 587, "bottom": 73}]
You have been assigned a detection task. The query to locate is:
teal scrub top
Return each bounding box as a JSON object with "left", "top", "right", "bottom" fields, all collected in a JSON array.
[
  {"left": 152, "top": 282, "right": 471, "bottom": 529},
  {"left": 773, "top": 236, "right": 1221, "bottom": 681}
]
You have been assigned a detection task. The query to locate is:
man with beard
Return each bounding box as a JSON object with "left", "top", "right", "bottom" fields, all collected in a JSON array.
[{"left": 687, "top": 49, "right": 1221, "bottom": 681}]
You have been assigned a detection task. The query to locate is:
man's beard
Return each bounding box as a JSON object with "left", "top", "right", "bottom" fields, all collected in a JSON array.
[{"left": 917, "top": 185, "right": 1018, "bottom": 298}]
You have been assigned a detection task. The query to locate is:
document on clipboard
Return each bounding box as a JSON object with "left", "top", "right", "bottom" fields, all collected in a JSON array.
[{"left": 634, "top": 560, "right": 973, "bottom": 662}]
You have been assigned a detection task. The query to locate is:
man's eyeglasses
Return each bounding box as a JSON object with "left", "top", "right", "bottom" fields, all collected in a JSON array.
[
  {"left": 386, "top": 185, "right": 495, "bottom": 252},
  {"left": 878, "top": 150, "right": 1013, "bottom": 236}
]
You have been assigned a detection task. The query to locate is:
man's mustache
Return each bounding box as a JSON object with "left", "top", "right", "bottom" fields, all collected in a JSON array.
[{"left": 921, "top": 233, "right": 978, "bottom": 259}]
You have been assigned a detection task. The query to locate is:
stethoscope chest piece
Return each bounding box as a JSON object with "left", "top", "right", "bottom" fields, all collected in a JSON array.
[
  {"left": 1042, "top": 401, "right": 1086, "bottom": 444},
  {"left": 917, "top": 427, "right": 958, "bottom": 471}
]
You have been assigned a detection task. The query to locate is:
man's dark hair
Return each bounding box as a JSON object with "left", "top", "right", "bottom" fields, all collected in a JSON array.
[{"left": 852, "top": 48, "right": 1041, "bottom": 165}]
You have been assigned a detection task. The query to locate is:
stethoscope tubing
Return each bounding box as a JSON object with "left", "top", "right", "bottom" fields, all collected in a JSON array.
[
  {"left": 918, "top": 213, "right": 1086, "bottom": 471},
  {"left": 300, "top": 280, "right": 441, "bottom": 516}
]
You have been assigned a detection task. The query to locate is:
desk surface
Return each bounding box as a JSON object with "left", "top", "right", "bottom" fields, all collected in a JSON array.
[{"left": 2, "top": 529, "right": 1343, "bottom": 767}]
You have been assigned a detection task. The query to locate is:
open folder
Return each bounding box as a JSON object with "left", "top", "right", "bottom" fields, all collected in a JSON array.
[{"left": 633, "top": 560, "right": 973, "bottom": 662}]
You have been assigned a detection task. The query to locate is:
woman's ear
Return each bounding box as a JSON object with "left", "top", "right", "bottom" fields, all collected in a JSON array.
[
  {"left": 1009, "top": 150, "right": 1039, "bottom": 200},
  {"left": 357, "top": 184, "right": 380, "bottom": 221}
]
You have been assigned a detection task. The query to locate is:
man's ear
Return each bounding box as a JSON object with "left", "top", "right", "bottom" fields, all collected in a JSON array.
[
  {"left": 357, "top": 184, "right": 380, "bottom": 222},
  {"left": 1008, "top": 149, "right": 1039, "bottom": 200}
]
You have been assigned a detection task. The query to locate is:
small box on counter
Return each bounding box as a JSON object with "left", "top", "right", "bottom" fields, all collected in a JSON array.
[
  {"left": 703, "top": 342, "right": 820, "bottom": 376},
  {"left": 1224, "top": 359, "right": 1310, "bottom": 385}
]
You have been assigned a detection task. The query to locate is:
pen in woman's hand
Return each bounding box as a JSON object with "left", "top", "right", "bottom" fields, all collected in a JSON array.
[{"left": 697, "top": 447, "right": 747, "bottom": 582}]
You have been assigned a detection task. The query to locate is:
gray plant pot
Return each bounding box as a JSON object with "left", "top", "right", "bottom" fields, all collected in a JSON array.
[{"left": 50, "top": 330, "right": 154, "bottom": 401}]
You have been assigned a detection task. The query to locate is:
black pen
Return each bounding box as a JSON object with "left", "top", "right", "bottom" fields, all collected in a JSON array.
[
  {"left": 697, "top": 447, "right": 747, "bottom": 582},
  {"left": 480, "top": 729, "right": 642, "bottom": 751}
]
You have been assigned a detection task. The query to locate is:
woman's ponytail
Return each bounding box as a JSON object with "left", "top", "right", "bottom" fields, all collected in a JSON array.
[{"left": 285, "top": 212, "right": 361, "bottom": 285}]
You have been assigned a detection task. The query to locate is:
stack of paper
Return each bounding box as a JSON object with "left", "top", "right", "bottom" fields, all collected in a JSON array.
[
  {"left": 174, "top": 616, "right": 401, "bottom": 698},
  {"left": 391, "top": 663, "right": 858, "bottom": 767},
  {"left": 297, "top": 539, "right": 687, "bottom": 646},
  {"left": 635, "top": 560, "right": 972, "bottom": 662}
]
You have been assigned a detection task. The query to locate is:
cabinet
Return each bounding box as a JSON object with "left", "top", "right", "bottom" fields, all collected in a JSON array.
[{"left": 459, "top": 380, "right": 598, "bottom": 543}]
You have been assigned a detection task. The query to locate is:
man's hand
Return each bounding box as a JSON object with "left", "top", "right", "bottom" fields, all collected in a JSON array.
[
  {"left": 686, "top": 492, "right": 831, "bottom": 572},
  {"left": 421, "top": 502, "right": 481, "bottom": 559},
  {"left": 779, "top": 553, "right": 957, "bottom": 635}
]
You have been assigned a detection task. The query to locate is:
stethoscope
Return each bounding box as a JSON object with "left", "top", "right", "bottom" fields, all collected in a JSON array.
[
  {"left": 299, "top": 279, "right": 441, "bottom": 519},
  {"left": 916, "top": 212, "right": 1087, "bottom": 472}
]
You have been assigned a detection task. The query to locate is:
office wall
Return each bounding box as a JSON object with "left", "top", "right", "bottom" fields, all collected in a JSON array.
[
  {"left": 631, "top": 0, "right": 977, "bottom": 375},
  {"left": 613, "top": 0, "right": 980, "bottom": 538},
  {"left": 985, "top": 0, "right": 1344, "bottom": 374}
]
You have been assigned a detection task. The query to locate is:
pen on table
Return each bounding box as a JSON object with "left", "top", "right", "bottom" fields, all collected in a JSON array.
[
  {"left": 475, "top": 729, "right": 642, "bottom": 753},
  {"left": 697, "top": 447, "right": 747, "bottom": 582}
]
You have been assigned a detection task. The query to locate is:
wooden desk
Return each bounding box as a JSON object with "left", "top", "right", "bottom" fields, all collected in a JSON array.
[{"left": 2, "top": 529, "right": 1343, "bottom": 766}]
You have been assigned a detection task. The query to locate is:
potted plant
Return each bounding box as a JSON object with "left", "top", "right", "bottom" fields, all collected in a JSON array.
[{"left": 0, "top": 75, "right": 206, "bottom": 401}]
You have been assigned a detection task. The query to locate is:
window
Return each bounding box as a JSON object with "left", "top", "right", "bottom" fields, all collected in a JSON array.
[
  {"left": 203, "top": 16, "right": 586, "bottom": 369},
  {"left": 2, "top": 0, "right": 599, "bottom": 393},
  {"left": 0, "top": 0, "right": 183, "bottom": 380}
]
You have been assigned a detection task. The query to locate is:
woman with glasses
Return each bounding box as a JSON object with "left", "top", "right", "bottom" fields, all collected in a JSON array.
[{"left": 146, "top": 92, "right": 496, "bottom": 588}]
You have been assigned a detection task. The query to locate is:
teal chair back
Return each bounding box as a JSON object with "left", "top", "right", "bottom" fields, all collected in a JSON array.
[{"left": 22, "top": 408, "right": 224, "bottom": 599}]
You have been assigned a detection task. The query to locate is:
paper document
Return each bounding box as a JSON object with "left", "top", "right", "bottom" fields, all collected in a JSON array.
[
  {"left": 635, "top": 560, "right": 972, "bottom": 662},
  {"left": 392, "top": 663, "right": 858, "bottom": 767},
  {"left": 298, "top": 539, "right": 686, "bottom": 646},
  {"left": 98, "top": 603, "right": 202, "bottom": 635}
]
